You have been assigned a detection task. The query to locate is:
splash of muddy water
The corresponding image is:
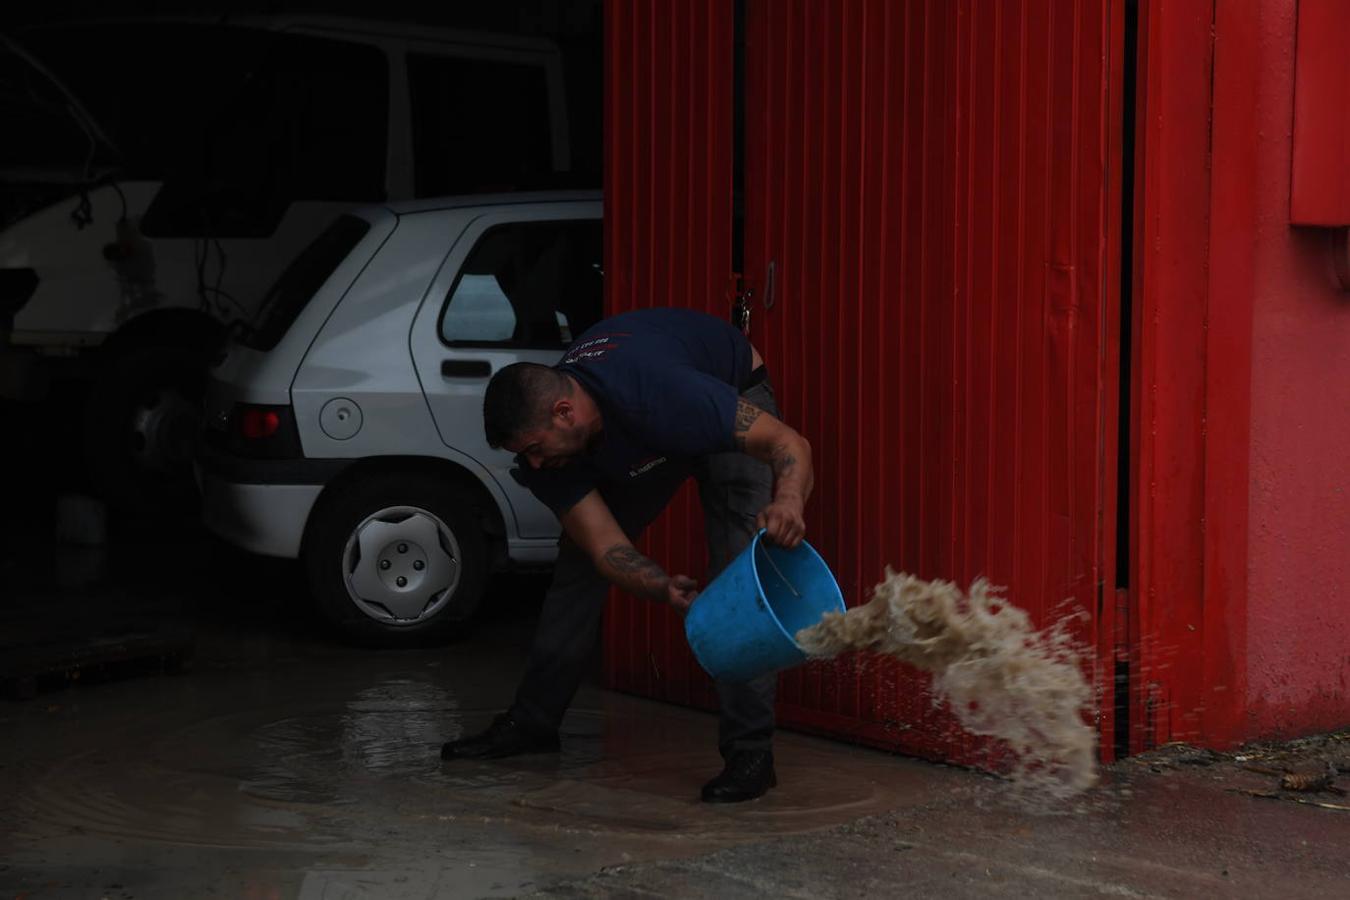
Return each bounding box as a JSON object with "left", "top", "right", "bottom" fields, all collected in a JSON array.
[{"left": 795, "top": 569, "right": 1097, "bottom": 799}]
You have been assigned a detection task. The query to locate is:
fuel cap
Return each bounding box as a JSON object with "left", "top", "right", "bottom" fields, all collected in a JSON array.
[{"left": 319, "top": 397, "right": 362, "bottom": 441}]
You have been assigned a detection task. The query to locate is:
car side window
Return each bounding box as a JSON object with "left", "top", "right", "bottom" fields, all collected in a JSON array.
[{"left": 440, "top": 220, "right": 602, "bottom": 348}]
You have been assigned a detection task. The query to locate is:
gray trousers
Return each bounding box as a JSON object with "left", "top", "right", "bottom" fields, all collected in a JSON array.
[{"left": 510, "top": 378, "right": 780, "bottom": 758}]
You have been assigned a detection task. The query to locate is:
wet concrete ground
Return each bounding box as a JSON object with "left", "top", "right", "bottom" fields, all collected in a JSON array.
[{"left": 3, "top": 526, "right": 1350, "bottom": 898}]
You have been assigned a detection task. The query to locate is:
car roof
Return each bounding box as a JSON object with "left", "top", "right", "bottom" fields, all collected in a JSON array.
[{"left": 376, "top": 190, "right": 603, "bottom": 218}]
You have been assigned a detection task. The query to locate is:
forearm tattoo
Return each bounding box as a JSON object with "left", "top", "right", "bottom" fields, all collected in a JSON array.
[
  {"left": 601, "top": 544, "right": 668, "bottom": 599},
  {"left": 733, "top": 399, "right": 764, "bottom": 451},
  {"left": 772, "top": 447, "right": 797, "bottom": 478}
]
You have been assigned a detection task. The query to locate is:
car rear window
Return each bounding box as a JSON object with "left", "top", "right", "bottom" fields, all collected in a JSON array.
[{"left": 242, "top": 215, "right": 370, "bottom": 351}]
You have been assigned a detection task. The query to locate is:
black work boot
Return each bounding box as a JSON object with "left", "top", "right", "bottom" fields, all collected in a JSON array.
[
  {"left": 700, "top": 750, "right": 777, "bottom": 803},
  {"left": 440, "top": 713, "right": 560, "bottom": 760}
]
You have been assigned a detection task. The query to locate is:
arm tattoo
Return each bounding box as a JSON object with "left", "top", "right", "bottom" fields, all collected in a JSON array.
[
  {"left": 603, "top": 544, "right": 663, "bottom": 576},
  {"left": 733, "top": 399, "right": 764, "bottom": 451},
  {"left": 772, "top": 449, "right": 797, "bottom": 478},
  {"left": 601, "top": 544, "right": 668, "bottom": 599}
]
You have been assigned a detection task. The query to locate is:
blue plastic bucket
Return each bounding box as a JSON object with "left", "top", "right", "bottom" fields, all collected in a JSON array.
[{"left": 684, "top": 530, "right": 846, "bottom": 683}]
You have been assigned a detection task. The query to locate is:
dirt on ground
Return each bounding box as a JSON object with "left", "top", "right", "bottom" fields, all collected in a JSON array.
[{"left": 1127, "top": 730, "right": 1350, "bottom": 812}]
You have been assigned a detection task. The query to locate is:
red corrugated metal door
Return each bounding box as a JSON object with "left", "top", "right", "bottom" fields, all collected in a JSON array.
[
  {"left": 601, "top": 0, "right": 735, "bottom": 712},
  {"left": 602, "top": 0, "right": 1123, "bottom": 765},
  {"left": 740, "top": 0, "right": 1121, "bottom": 763}
]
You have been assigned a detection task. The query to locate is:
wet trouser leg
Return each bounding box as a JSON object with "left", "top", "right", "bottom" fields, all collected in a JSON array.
[
  {"left": 695, "top": 377, "right": 780, "bottom": 758},
  {"left": 509, "top": 535, "right": 612, "bottom": 734},
  {"left": 510, "top": 480, "right": 675, "bottom": 734}
]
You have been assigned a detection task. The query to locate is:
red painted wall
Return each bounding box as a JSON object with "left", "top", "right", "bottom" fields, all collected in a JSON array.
[
  {"left": 1290, "top": 0, "right": 1350, "bottom": 225},
  {"left": 1138, "top": 0, "right": 1350, "bottom": 747},
  {"left": 1229, "top": 0, "right": 1350, "bottom": 736}
]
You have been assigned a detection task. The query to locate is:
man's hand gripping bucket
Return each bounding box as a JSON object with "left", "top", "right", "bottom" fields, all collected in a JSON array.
[{"left": 684, "top": 530, "right": 845, "bottom": 683}]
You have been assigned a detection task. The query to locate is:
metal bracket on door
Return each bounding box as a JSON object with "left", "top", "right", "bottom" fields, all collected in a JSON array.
[
  {"left": 732, "top": 276, "right": 754, "bottom": 335},
  {"left": 732, "top": 260, "right": 777, "bottom": 337}
]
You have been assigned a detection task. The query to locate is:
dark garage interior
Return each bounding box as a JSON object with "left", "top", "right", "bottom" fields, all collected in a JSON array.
[{"left": 1, "top": 0, "right": 602, "bottom": 662}]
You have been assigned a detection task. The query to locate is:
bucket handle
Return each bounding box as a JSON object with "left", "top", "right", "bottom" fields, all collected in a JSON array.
[{"left": 754, "top": 532, "right": 801, "bottom": 598}]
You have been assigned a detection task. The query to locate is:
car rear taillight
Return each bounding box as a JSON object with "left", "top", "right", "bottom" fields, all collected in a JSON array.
[
  {"left": 239, "top": 407, "right": 281, "bottom": 439},
  {"left": 229, "top": 403, "right": 302, "bottom": 458}
]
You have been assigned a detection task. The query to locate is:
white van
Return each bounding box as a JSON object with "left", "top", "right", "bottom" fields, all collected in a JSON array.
[{"left": 0, "top": 17, "right": 574, "bottom": 511}]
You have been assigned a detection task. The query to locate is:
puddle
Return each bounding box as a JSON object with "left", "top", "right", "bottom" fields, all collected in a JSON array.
[{"left": 1, "top": 654, "right": 969, "bottom": 900}]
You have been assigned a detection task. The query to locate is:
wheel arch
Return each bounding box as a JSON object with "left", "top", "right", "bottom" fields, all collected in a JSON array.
[{"left": 304, "top": 455, "right": 511, "bottom": 566}]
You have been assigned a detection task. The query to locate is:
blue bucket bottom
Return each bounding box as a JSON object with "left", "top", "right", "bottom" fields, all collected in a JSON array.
[{"left": 684, "top": 531, "right": 845, "bottom": 683}]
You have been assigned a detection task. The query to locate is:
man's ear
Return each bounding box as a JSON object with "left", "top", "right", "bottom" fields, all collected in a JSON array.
[{"left": 553, "top": 398, "right": 573, "bottom": 423}]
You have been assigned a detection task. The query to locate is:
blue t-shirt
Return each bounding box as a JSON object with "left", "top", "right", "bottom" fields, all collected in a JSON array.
[{"left": 513, "top": 308, "right": 754, "bottom": 517}]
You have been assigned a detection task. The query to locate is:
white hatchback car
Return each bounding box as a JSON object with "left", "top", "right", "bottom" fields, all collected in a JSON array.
[{"left": 198, "top": 192, "right": 602, "bottom": 645}]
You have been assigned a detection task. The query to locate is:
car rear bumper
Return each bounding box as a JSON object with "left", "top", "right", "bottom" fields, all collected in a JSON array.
[
  {"left": 199, "top": 471, "right": 320, "bottom": 559},
  {"left": 196, "top": 444, "right": 349, "bottom": 558}
]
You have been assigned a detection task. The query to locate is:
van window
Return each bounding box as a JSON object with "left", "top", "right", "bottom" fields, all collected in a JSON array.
[
  {"left": 142, "top": 33, "right": 388, "bottom": 238},
  {"left": 16, "top": 23, "right": 267, "bottom": 180},
  {"left": 440, "top": 220, "right": 601, "bottom": 348},
  {"left": 243, "top": 215, "right": 371, "bottom": 351},
  {"left": 0, "top": 44, "right": 101, "bottom": 227},
  {"left": 0, "top": 45, "right": 93, "bottom": 172},
  {"left": 408, "top": 54, "right": 554, "bottom": 196}
]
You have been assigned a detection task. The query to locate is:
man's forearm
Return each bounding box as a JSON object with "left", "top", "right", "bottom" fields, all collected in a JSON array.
[
  {"left": 769, "top": 435, "right": 814, "bottom": 507},
  {"left": 733, "top": 398, "right": 814, "bottom": 507},
  {"left": 597, "top": 543, "right": 671, "bottom": 602}
]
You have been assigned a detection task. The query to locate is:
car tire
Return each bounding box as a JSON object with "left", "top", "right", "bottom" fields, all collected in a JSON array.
[{"left": 302, "top": 471, "right": 489, "bottom": 647}]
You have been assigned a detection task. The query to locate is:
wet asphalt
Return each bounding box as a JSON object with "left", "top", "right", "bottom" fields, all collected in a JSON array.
[{"left": 3, "top": 522, "right": 1350, "bottom": 898}]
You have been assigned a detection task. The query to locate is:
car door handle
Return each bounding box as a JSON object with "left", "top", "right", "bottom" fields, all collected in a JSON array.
[{"left": 441, "top": 359, "right": 493, "bottom": 379}]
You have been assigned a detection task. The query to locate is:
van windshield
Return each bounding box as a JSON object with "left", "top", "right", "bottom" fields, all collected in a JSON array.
[
  {"left": 242, "top": 215, "right": 371, "bottom": 352},
  {"left": 0, "top": 36, "right": 117, "bottom": 227}
]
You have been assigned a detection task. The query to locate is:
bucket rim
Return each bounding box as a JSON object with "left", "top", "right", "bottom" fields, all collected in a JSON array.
[{"left": 747, "top": 529, "right": 846, "bottom": 646}]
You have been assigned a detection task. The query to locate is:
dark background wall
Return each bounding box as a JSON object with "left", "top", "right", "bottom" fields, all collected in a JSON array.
[{"left": 1, "top": 1, "right": 604, "bottom": 185}]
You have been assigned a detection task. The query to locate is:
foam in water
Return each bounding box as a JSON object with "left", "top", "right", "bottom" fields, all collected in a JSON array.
[{"left": 795, "top": 568, "right": 1098, "bottom": 799}]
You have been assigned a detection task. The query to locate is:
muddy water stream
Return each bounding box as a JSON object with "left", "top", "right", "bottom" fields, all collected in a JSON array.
[{"left": 796, "top": 569, "right": 1098, "bottom": 799}]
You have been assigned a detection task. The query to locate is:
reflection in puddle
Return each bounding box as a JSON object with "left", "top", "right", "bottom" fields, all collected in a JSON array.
[
  {"left": 242, "top": 678, "right": 462, "bottom": 803},
  {"left": 6, "top": 661, "right": 945, "bottom": 900}
]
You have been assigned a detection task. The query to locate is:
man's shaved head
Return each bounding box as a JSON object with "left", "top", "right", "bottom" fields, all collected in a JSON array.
[{"left": 482, "top": 363, "right": 574, "bottom": 449}]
